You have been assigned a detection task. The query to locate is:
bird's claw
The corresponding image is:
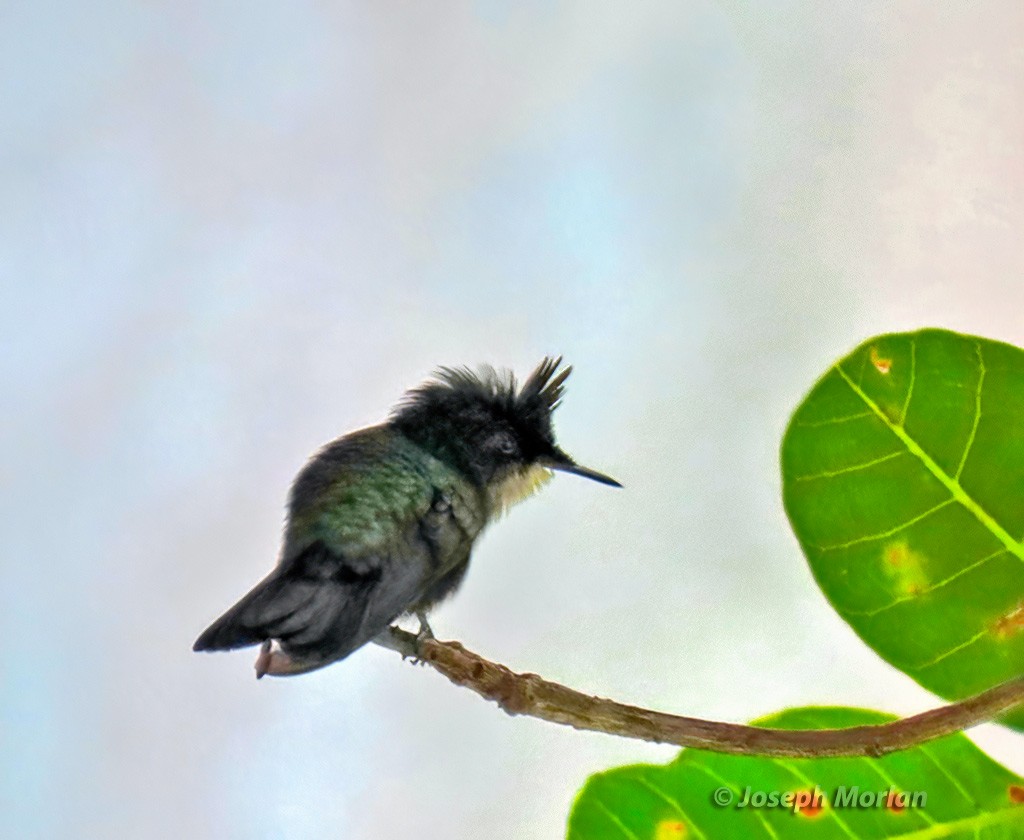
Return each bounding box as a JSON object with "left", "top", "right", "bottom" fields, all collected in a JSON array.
[
  {"left": 405, "top": 612, "right": 434, "bottom": 665},
  {"left": 371, "top": 616, "right": 434, "bottom": 664},
  {"left": 415, "top": 611, "right": 435, "bottom": 643}
]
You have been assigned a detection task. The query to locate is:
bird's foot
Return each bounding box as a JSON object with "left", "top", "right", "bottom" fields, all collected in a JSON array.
[
  {"left": 373, "top": 626, "right": 417, "bottom": 658},
  {"left": 369, "top": 617, "right": 434, "bottom": 664},
  {"left": 406, "top": 612, "right": 434, "bottom": 666},
  {"left": 415, "top": 611, "right": 435, "bottom": 643}
]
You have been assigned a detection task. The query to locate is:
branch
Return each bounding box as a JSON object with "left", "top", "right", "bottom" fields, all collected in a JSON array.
[{"left": 381, "top": 627, "right": 1024, "bottom": 758}]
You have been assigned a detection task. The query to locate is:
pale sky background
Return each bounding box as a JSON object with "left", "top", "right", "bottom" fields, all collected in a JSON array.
[{"left": 4, "top": 2, "right": 1024, "bottom": 838}]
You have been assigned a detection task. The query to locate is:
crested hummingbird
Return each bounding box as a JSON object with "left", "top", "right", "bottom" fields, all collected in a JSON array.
[{"left": 193, "top": 357, "right": 620, "bottom": 677}]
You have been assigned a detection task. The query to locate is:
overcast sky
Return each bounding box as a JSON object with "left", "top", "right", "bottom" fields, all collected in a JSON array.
[{"left": 4, "top": 2, "right": 1024, "bottom": 838}]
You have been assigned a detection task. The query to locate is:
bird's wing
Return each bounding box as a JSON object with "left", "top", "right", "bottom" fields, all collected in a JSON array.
[{"left": 193, "top": 428, "right": 473, "bottom": 668}]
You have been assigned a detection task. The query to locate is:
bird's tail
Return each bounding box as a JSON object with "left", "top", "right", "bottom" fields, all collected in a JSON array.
[
  {"left": 193, "top": 543, "right": 377, "bottom": 672},
  {"left": 192, "top": 569, "right": 291, "bottom": 652}
]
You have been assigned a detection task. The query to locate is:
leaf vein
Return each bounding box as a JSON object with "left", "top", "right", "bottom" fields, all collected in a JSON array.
[
  {"left": 792, "top": 450, "right": 905, "bottom": 482},
  {"left": 911, "top": 628, "right": 988, "bottom": 672},
  {"left": 833, "top": 362, "right": 1024, "bottom": 566},
  {"left": 843, "top": 548, "right": 1009, "bottom": 618},
  {"left": 917, "top": 744, "right": 977, "bottom": 809},
  {"left": 889, "top": 806, "right": 1024, "bottom": 839},
  {"left": 795, "top": 411, "right": 874, "bottom": 428},
  {"left": 771, "top": 758, "right": 858, "bottom": 839},
  {"left": 814, "top": 499, "right": 955, "bottom": 552},
  {"left": 591, "top": 795, "right": 641, "bottom": 840},
  {"left": 631, "top": 774, "right": 710, "bottom": 840},
  {"left": 687, "top": 764, "right": 779, "bottom": 840},
  {"left": 955, "top": 341, "right": 986, "bottom": 480},
  {"left": 862, "top": 761, "right": 936, "bottom": 827},
  {"left": 900, "top": 338, "right": 917, "bottom": 425}
]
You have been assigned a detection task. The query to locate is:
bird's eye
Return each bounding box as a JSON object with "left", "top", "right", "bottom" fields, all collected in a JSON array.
[{"left": 496, "top": 436, "right": 517, "bottom": 455}]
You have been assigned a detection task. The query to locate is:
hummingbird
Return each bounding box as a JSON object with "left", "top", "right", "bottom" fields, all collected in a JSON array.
[{"left": 193, "top": 357, "right": 620, "bottom": 677}]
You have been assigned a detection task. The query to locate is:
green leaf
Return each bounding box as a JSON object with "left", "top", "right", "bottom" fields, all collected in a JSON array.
[
  {"left": 567, "top": 707, "right": 1024, "bottom": 839},
  {"left": 781, "top": 329, "right": 1024, "bottom": 729}
]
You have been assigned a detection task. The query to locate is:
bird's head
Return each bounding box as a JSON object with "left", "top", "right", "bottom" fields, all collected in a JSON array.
[{"left": 392, "top": 357, "right": 620, "bottom": 507}]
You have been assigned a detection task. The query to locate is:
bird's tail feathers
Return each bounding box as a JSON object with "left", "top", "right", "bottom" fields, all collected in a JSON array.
[
  {"left": 192, "top": 570, "right": 290, "bottom": 652},
  {"left": 193, "top": 544, "right": 375, "bottom": 670}
]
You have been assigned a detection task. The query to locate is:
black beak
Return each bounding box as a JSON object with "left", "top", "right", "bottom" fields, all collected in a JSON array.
[{"left": 543, "top": 451, "right": 622, "bottom": 488}]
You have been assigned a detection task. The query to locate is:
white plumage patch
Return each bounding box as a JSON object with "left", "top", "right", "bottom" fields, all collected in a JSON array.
[{"left": 488, "top": 464, "right": 553, "bottom": 517}]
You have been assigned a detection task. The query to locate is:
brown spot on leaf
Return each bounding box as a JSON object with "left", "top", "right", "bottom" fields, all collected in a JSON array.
[
  {"left": 870, "top": 346, "right": 892, "bottom": 374},
  {"left": 993, "top": 603, "right": 1024, "bottom": 639},
  {"left": 1009, "top": 784, "right": 1024, "bottom": 804},
  {"left": 885, "top": 790, "right": 907, "bottom": 813},
  {"left": 655, "top": 819, "right": 687, "bottom": 839},
  {"left": 882, "top": 540, "right": 929, "bottom": 595},
  {"left": 885, "top": 543, "right": 908, "bottom": 566},
  {"left": 793, "top": 788, "right": 825, "bottom": 818}
]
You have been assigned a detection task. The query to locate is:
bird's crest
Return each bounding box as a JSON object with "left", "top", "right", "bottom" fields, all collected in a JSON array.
[{"left": 396, "top": 356, "right": 571, "bottom": 428}]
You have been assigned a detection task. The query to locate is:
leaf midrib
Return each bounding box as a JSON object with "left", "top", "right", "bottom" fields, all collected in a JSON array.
[
  {"left": 892, "top": 805, "right": 1024, "bottom": 838},
  {"left": 833, "top": 363, "right": 1024, "bottom": 566}
]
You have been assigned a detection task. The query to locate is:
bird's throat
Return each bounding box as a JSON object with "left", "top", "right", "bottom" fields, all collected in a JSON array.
[{"left": 487, "top": 464, "right": 553, "bottom": 517}]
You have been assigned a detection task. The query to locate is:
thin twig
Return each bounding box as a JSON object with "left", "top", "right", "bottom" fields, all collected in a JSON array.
[{"left": 382, "top": 627, "right": 1024, "bottom": 758}]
